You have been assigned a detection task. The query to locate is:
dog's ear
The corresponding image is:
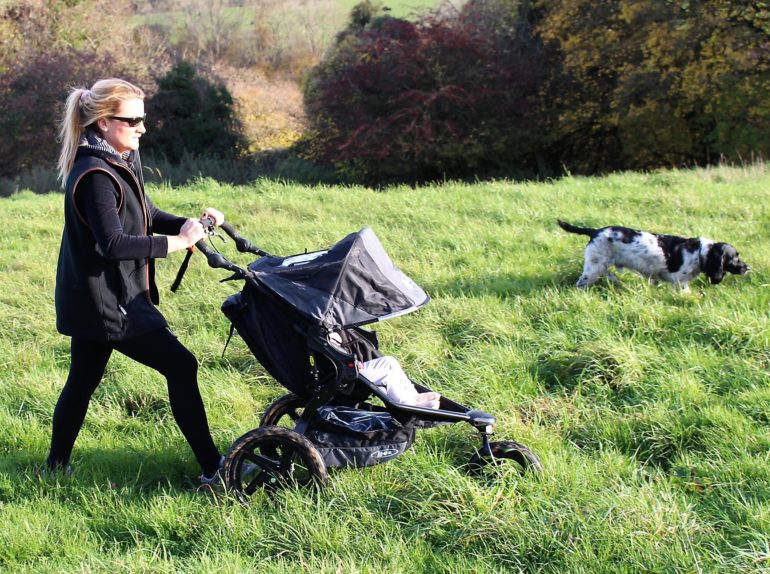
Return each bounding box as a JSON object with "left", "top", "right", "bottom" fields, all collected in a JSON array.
[{"left": 703, "top": 243, "right": 725, "bottom": 284}]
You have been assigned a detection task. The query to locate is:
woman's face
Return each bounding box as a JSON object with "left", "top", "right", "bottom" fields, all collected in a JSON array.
[{"left": 97, "top": 97, "right": 146, "bottom": 155}]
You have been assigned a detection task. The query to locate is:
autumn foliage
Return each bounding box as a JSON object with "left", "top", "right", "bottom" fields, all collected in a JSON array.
[
  {"left": 303, "top": 0, "right": 546, "bottom": 183},
  {"left": 532, "top": 0, "right": 770, "bottom": 173},
  {"left": 1, "top": 0, "right": 770, "bottom": 185},
  {"left": 304, "top": 0, "right": 770, "bottom": 182}
]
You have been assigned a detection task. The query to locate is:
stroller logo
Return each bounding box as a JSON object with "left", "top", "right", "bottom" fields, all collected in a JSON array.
[{"left": 373, "top": 447, "right": 400, "bottom": 459}]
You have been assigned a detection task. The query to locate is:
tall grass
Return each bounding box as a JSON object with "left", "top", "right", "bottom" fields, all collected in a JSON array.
[{"left": 1, "top": 165, "right": 768, "bottom": 572}]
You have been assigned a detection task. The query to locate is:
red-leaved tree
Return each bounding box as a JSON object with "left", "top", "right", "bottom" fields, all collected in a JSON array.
[
  {"left": 303, "top": 0, "right": 546, "bottom": 184},
  {"left": 0, "top": 50, "right": 129, "bottom": 179}
]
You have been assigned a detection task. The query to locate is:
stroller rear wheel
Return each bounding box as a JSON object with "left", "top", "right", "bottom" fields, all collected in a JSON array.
[
  {"left": 467, "top": 440, "right": 543, "bottom": 475},
  {"left": 259, "top": 393, "right": 306, "bottom": 429},
  {"left": 222, "top": 426, "right": 327, "bottom": 499}
]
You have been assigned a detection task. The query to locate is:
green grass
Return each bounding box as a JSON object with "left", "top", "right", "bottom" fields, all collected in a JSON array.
[
  {"left": 135, "top": 0, "right": 439, "bottom": 36},
  {"left": 1, "top": 165, "right": 769, "bottom": 572},
  {"left": 337, "top": 0, "right": 439, "bottom": 17}
]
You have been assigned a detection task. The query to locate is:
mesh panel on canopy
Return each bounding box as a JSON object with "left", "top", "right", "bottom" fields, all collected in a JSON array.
[{"left": 246, "top": 227, "right": 429, "bottom": 329}]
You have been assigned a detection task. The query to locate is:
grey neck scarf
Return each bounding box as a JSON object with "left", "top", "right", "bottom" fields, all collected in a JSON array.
[{"left": 80, "top": 130, "right": 135, "bottom": 164}]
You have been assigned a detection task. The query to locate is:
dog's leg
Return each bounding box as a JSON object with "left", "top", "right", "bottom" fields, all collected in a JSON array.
[
  {"left": 606, "top": 270, "right": 620, "bottom": 285},
  {"left": 644, "top": 274, "right": 659, "bottom": 286},
  {"left": 576, "top": 242, "right": 610, "bottom": 288},
  {"left": 576, "top": 266, "right": 607, "bottom": 288}
]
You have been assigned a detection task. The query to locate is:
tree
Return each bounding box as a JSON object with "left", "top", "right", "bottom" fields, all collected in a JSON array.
[
  {"left": 140, "top": 61, "right": 247, "bottom": 162},
  {"left": 0, "top": 0, "right": 156, "bottom": 82},
  {"left": 303, "top": 0, "right": 546, "bottom": 183},
  {"left": 172, "top": 0, "right": 241, "bottom": 65},
  {"left": 533, "top": 0, "right": 770, "bottom": 172}
]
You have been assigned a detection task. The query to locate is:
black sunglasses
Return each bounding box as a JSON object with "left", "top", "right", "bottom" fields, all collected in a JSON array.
[{"left": 110, "top": 114, "right": 146, "bottom": 127}]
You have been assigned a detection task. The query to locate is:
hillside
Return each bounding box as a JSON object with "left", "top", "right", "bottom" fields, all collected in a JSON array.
[{"left": 1, "top": 166, "right": 768, "bottom": 572}]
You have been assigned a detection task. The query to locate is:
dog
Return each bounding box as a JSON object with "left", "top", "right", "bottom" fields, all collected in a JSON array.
[{"left": 557, "top": 220, "right": 750, "bottom": 290}]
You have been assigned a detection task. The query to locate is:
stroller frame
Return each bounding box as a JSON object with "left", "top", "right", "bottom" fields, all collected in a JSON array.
[{"left": 192, "top": 224, "right": 542, "bottom": 498}]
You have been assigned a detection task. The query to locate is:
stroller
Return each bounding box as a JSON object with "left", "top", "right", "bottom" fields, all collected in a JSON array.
[{"left": 189, "top": 223, "right": 542, "bottom": 499}]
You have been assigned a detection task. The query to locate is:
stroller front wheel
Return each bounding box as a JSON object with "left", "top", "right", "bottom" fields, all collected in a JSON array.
[
  {"left": 223, "top": 426, "right": 328, "bottom": 500},
  {"left": 467, "top": 440, "right": 543, "bottom": 476}
]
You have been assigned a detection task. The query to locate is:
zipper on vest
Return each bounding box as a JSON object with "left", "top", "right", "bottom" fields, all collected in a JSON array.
[{"left": 118, "top": 304, "right": 127, "bottom": 316}]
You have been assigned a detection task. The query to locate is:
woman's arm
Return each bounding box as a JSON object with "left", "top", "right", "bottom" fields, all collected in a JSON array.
[
  {"left": 146, "top": 195, "right": 226, "bottom": 252},
  {"left": 76, "top": 172, "right": 203, "bottom": 258}
]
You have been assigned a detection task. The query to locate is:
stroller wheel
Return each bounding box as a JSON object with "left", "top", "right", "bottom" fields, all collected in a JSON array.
[
  {"left": 467, "top": 440, "right": 543, "bottom": 475},
  {"left": 259, "top": 393, "right": 306, "bottom": 429},
  {"left": 222, "top": 426, "right": 327, "bottom": 499}
]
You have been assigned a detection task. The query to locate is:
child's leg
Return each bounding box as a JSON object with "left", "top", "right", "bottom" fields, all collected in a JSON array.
[
  {"left": 360, "top": 356, "right": 419, "bottom": 404},
  {"left": 361, "top": 356, "right": 441, "bottom": 407}
]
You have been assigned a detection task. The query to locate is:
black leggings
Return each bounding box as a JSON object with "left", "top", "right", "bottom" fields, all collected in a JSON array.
[{"left": 47, "top": 328, "right": 221, "bottom": 476}]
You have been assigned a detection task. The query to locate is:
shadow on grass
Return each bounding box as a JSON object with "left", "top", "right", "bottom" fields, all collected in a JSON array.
[
  {"left": 0, "top": 146, "right": 339, "bottom": 196},
  {"left": 2, "top": 143, "right": 548, "bottom": 195},
  {"left": 142, "top": 146, "right": 341, "bottom": 188},
  {"left": 141, "top": 146, "right": 542, "bottom": 189},
  {"left": 5, "top": 446, "right": 218, "bottom": 505}
]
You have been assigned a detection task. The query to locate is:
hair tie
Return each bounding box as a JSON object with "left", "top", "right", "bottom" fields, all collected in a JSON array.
[{"left": 80, "top": 89, "right": 91, "bottom": 103}]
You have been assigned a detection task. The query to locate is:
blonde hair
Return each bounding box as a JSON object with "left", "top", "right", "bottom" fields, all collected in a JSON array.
[{"left": 57, "top": 78, "right": 145, "bottom": 186}]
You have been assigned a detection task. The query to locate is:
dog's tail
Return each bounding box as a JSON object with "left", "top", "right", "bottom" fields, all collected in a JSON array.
[{"left": 557, "top": 219, "right": 599, "bottom": 238}]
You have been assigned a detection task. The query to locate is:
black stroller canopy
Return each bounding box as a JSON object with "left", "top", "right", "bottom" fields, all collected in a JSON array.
[{"left": 247, "top": 227, "right": 430, "bottom": 329}]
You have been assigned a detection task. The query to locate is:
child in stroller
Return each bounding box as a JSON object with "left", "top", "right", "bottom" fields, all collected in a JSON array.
[
  {"left": 186, "top": 224, "right": 542, "bottom": 499},
  {"left": 327, "top": 331, "right": 441, "bottom": 410}
]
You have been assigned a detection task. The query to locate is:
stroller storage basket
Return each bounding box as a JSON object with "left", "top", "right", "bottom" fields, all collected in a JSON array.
[{"left": 307, "top": 406, "right": 415, "bottom": 469}]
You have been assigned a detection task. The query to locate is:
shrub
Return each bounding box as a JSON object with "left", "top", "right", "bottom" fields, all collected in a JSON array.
[
  {"left": 0, "top": 50, "right": 131, "bottom": 179},
  {"left": 140, "top": 61, "right": 248, "bottom": 162},
  {"left": 302, "top": 0, "right": 546, "bottom": 184}
]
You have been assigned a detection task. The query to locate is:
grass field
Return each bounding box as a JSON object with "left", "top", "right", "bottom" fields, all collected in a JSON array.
[
  {"left": 137, "top": 0, "right": 440, "bottom": 32},
  {"left": 1, "top": 165, "right": 768, "bottom": 572}
]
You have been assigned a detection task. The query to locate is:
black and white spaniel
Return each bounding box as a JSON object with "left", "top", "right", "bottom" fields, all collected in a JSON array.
[{"left": 557, "top": 220, "right": 750, "bottom": 291}]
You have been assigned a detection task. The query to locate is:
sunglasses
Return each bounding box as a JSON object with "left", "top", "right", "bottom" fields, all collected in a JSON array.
[{"left": 110, "top": 114, "right": 146, "bottom": 127}]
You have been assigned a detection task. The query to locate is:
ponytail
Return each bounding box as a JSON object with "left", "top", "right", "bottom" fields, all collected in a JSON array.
[{"left": 57, "top": 88, "right": 89, "bottom": 187}]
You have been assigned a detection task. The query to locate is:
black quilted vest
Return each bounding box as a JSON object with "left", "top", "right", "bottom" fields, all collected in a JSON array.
[{"left": 55, "top": 148, "right": 167, "bottom": 341}]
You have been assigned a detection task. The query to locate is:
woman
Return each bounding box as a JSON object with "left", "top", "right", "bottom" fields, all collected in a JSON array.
[{"left": 48, "top": 78, "right": 223, "bottom": 484}]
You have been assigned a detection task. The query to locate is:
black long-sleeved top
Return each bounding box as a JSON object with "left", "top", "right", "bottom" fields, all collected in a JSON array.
[
  {"left": 55, "top": 148, "right": 186, "bottom": 341},
  {"left": 76, "top": 170, "right": 182, "bottom": 259}
]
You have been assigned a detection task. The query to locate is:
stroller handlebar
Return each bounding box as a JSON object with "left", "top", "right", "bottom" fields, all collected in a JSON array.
[
  {"left": 172, "top": 219, "right": 263, "bottom": 291},
  {"left": 192, "top": 220, "right": 269, "bottom": 276},
  {"left": 194, "top": 239, "right": 247, "bottom": 275},
  {"left": 219, "top": 222, "right": 271, "bottom": 257}
]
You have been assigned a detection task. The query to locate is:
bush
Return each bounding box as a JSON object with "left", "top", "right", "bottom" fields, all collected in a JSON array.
[
  {"left": 0, "top": 50, "right": 132, "bottom": 179},
  {"left": 302, "top": 0, "right": 546, "bottom": 184},
  {"left": 140, "top": 61, "right": 248, "bottom": 163}
]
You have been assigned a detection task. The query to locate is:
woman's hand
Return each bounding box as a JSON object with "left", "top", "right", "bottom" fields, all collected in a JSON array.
[
  {"left": 202, "top": 207, "right": 225, "bottom": 227},
  {"left": 167, "top": 218, "right": 205, "bottom": 253}
]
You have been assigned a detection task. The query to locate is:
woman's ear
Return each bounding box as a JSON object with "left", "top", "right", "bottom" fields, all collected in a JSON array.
[{"left": 704, "top": 244, "right": 725, "bottom": 284}]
